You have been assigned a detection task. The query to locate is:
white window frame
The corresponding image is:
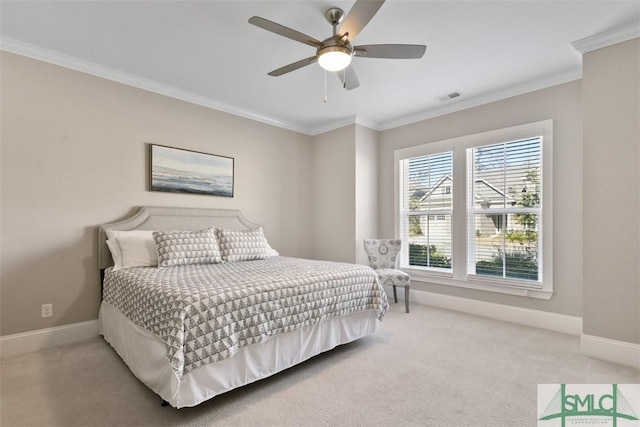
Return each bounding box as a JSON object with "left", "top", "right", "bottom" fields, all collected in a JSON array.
[{"left": 394, "top": 120, "right": 553, "bottom": 300}]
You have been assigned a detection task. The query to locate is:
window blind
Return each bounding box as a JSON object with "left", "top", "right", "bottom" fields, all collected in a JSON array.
[
  {"left": 468, "top": 137, "right": 542, "bottom": 282},
  {"left": 400, "top": 151, "right": 453, "bottom": 270}
]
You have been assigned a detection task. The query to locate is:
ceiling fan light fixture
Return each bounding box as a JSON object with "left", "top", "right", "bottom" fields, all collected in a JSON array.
[{"left": 317, "top": 45, "right": 353, "bottom": 72}]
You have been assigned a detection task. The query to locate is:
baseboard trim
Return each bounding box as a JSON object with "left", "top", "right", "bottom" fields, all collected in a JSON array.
[
  {"left": 410, "top": 290, "right": 583, "bottom": 336},
  {"left": 4, "top": 302, "right": 636, "bottom": 369},
  {"left": 580, "top": 334, "right": 640, "bottom": 369},
  {"left": 0, "top": 320, "right": 99, "bottom": 359}
]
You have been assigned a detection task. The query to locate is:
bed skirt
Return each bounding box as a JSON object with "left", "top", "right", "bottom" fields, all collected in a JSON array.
[{"left": 98, "top": 301, "right": 381, "bottom": 408}]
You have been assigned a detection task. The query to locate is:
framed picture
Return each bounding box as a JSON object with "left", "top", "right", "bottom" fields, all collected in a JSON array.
[{"left": 149, "top": 144, "right": 234, "bottom": 197}]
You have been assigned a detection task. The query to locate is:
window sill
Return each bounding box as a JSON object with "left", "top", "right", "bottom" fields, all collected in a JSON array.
[{"left": 401, "top": 268, "right": 553, "bottom": 300}]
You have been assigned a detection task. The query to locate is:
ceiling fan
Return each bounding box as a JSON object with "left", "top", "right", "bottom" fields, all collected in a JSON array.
[{"left": 248, "top": 0, "right": 426, "bottom": 90}]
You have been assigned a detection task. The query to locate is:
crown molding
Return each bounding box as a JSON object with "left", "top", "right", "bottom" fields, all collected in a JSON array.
[
  {"left": 1, "top": 36, "right": 594, "bottom": 138},
  {"left": 377, "top": 68, "right": 582, "bottom": 131},
  {"left": 306, "top": 114, "right": 382, "bottom": 136},
  {"left": 310, "top": 66, "right": 583, "bottom": 134},
  {"left": 572, "top": 21, "right": 640, "bottom": 54},
  {"left": 354, "top": 115, "right": 381, "bottom": 132},
  {"left": 306, "top": 115, "right": 359, "bottom": 136},
  {"left": 0, "top": 37, "right": 311, "bottom": 135},
  {"left": 0, "top": 37, "right": 384, "bottom": 137}
]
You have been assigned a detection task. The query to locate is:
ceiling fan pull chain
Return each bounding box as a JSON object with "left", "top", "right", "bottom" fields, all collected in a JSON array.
[
  {"left": 324, "top": 70, "right": 328, "bottom": 103},
  {"left": 343, "top": 68, "right": 347, "bottom": 89}
]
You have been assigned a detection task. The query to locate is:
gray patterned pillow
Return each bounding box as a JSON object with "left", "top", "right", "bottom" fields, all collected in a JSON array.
[
  {"left": 153, "top": 228, "right": 222, "bottom": 267},
  {"left": 217, "top": 227, "right": 268, "bottom": 262}
]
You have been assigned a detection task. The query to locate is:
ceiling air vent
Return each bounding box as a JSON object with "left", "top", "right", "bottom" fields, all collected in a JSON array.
[{"left": 435, "top": 91, "right": 462, "bottom": 102}]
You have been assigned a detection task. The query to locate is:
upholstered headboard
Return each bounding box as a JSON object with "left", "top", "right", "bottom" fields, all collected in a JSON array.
[{"left": 98, "top": 206, "right": 259, "bottom": 269}]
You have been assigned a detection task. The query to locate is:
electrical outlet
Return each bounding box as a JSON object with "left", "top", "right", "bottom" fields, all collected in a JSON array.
[{"left": 41, "top": 303, "right": 53, "bottom": 318}]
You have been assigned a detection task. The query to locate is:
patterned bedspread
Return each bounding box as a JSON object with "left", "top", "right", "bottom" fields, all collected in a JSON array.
[{"left": 103, "top": 257, "right": 388, "bottom": 378}]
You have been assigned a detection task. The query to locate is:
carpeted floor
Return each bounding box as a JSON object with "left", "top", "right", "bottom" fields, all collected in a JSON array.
[{"left": 1, "top": 302, "right": 638, "bottom": 427}]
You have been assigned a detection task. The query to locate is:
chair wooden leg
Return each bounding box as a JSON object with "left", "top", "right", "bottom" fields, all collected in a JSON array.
[
  {"left": 392, "top": 285, "right": 398, "bottom": 303},
  {"left": 405, "top": 286, "right": 410, "bottom": 313}
]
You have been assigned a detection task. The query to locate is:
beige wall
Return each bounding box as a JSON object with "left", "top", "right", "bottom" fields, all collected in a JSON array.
[
  {"left": 310, "top": 124, "right": 379, "bottom": 265},
  {"left": 310, "top": 125, "right": 356, "bottom": 263},
  {"left": 3, "top": 37, "right": 638, "bottom": 350},
  {"left": 378, "top": 81, "right": 583, "bottom": 316},
  {"left": 0, "top": 52, "right": 313, "bottom": 336},
  {"left": 582, "top": 38, "right": 640, "bottom": 344},
  {"left": 354, "top": 125, "right": 379, "bottom": 265}
]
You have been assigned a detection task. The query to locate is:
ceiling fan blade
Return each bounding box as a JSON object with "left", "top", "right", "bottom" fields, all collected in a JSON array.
[
  {"left": 337, "top": 65, "right": 360, "bottom": 90},
  {"left": 249, "top": 16, "right": 322, "bottom": 48},
  {"left": 354, "top": 44, "right": 427, "bottom": 59},
  {"left": 338, "top": 0, "right": 385, "bottom": 42},
  {"left": 268, "top": 56, "right": 318, "bottom": 76}
]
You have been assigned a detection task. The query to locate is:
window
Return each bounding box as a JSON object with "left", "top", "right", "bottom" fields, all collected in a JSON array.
[
  {"left": 468, "top": 138, "right": 541, "bottom": 282},
  {"left": 399, "top": 152, "right": 453, "bottom": 271},
  {"left": 395, "top": 120, "right": 553, "bottom": 299}
]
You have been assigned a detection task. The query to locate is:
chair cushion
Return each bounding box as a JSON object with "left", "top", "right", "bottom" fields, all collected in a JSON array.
[{"left": 375, "top": 268, "right": 410, "bottom": 287}]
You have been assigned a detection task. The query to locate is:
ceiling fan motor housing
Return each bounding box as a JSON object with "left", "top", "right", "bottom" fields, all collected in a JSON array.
[
  {"left": 317, "top": 38, "right": 354, "bottom": 57},
  {"left": 324, "top": 7, "right": 345, "bottom": 26}
]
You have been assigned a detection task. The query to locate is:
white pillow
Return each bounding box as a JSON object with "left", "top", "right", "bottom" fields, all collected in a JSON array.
[
  {"left": 106, "top": 239, "right": 124, "bottom": 270},
  {"left": 105, "top": 230, "right": 158, "bottom": 270},
  {"left": 265, "top": 241, "right": 279, "bottom": 257}
]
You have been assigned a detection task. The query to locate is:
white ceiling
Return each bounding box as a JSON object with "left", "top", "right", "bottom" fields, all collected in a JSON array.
[{"left": 1, "top": 1, "right": 638, "bottom": 135}]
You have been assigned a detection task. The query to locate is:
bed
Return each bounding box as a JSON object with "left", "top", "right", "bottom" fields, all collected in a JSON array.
[{"left": 97, "top": 206, "right": 388, "bottom": 408}]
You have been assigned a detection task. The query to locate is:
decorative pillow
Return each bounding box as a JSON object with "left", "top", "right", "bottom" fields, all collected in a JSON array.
[
  {"left": 153, "top": 228, "right": 222, "bottom": 267},
  {"left": 217, "top": 227, "right": 268, "bottom": 262},
  {"left": 105, "top": 230, "right": 158, "bottom": 270}
]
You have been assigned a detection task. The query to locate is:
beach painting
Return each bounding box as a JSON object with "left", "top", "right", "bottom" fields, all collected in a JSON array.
[{"left": 149, "top": 144, "right": 234, "bottom": 197}]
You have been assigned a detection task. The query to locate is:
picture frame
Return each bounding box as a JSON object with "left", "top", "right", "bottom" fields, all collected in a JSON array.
[{"left": 149, "top": 144, "right": 234, "bottom": 197}]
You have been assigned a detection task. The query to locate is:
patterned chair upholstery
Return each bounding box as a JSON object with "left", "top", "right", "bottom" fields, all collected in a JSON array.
[{"left": 363, "top": 239, "right": 411, "bottom": 313}]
